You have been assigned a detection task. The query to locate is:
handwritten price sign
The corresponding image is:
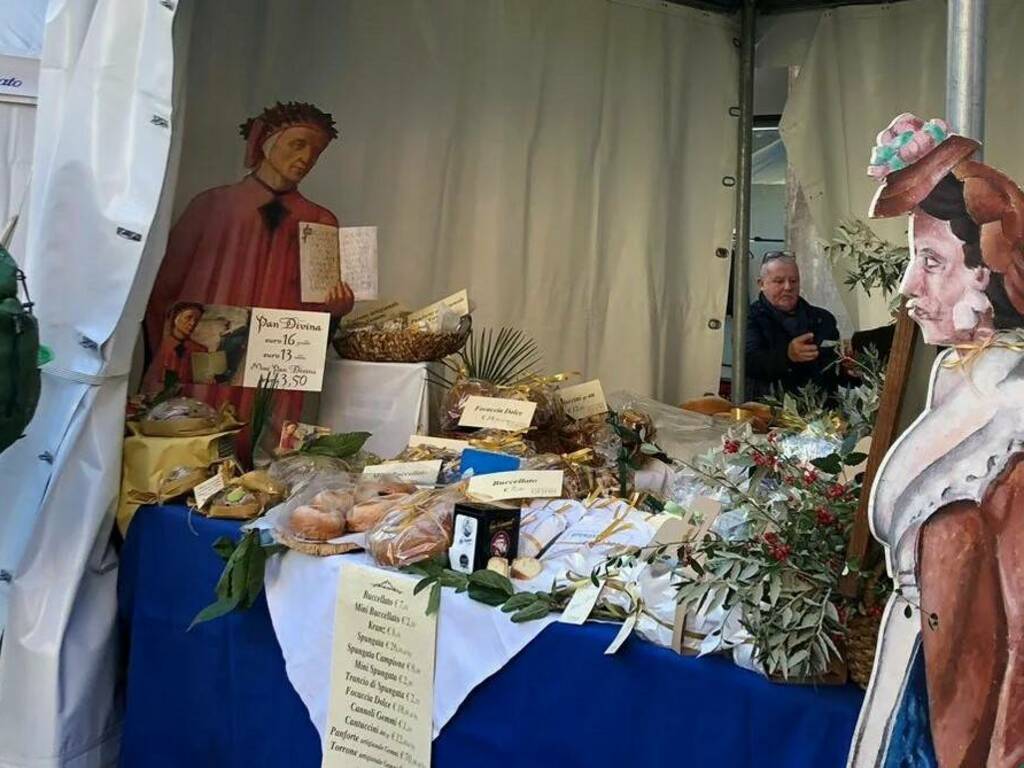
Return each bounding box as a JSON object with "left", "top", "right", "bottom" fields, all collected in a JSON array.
[{"left": 243, "top": 308, "right": 331, "bottom": 392}]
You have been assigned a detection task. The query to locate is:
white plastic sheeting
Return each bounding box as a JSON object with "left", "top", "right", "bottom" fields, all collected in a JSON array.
[
  {"left": 0, "top": 0, "right": 188, "bottom": 765},
  {"left": 0, "top": 0, "right": 46, "bottom": 58}
]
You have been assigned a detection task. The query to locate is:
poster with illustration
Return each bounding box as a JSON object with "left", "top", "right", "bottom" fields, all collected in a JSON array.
[
  {"left": 146, "top": 303, "right": 251, "bottom": 389},
  {"left": 277, "top": 421, "right": 330, "bottom": 456},
  {"left": 850, "top": 113, "right": 1024, "bottom": 768}
]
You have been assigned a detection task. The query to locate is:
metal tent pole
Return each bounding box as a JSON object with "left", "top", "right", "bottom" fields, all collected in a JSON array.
[
  {"left": 946, "top": 0, "right": 987, "bottom": 152},
  {"left": 730, "top": 0, "right": 756, "bottom": 404}
]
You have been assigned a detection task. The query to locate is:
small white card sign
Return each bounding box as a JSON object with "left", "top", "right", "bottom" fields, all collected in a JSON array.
[
  {"left": 407, "top": 289, "right": 470, "bottom": 325},
  {"left": 322, "top": 563, "right": 436, "bottom": 768},
  {"left": 300, "top": 222, "right": 379, "bottom": 304},
  {"left": 458, "top": 396, "right": 537, "bottom": 432},
  {"left": 243, "top": 308, "right": 331, "bottom": 391},
  {"left": 193, "top": 473, "right": 225, "bottom": 510},
  {"left": 363, "top": 460, "right": 443, "bottom": 486},
  {"left": 468, "top": 470, "right": 564, "bottom": 502},
  {"left": 558, "top": 380, "right": 608, "bottom": 420},
  {"left": 559, "top": 581, "right": 603, "bottom": 625}
]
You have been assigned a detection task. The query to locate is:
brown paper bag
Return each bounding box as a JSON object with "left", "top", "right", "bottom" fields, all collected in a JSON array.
[{"left": 117, "top": 426, "right": 239, "bottom": 534}]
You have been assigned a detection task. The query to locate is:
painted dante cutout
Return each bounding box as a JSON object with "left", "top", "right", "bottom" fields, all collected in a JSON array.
[{"left": 143, "top": 102, "right": 355, "bottom": 456}]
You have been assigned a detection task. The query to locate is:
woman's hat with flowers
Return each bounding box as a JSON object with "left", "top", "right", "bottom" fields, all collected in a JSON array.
[{"left": 867, "top": 113, "right": 980, "bottom": 218}]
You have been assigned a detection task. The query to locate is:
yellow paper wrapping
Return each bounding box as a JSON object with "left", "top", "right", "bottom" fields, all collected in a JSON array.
[{"left": 117, "top": 426, "right": 238, "bottom": 534}]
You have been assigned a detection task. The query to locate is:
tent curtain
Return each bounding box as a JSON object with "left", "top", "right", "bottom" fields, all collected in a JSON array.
[
  {"left": 0, "top": 0, "right": 189, "bottom": 764},
  {"left": 174, "top": 0, "right": 739, "bottom": 402},
  {"left": 780, "top": 0, "right": 1024, "bottom": 330}
]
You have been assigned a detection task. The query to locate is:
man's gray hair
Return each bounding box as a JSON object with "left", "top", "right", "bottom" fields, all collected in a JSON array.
[{"left": 759, "top": 253, "right": 797, "bottom": 278}]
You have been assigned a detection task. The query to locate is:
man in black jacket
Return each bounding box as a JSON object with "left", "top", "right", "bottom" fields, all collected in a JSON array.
[{"left": 745, "top": 252, "right": 844, "bottom": 402}]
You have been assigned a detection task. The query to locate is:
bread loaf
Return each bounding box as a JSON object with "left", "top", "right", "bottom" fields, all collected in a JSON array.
[{"left": 289, "top": 504, "right": 346, "bottom": 541}]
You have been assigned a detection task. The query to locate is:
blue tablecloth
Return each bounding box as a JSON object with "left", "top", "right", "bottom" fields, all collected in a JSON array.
[{"left": 118, "top": 505, "right": 864, "bottom": 767}]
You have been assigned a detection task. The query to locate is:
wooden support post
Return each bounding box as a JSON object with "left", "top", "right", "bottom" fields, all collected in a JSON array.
[{"left": 840, "top": 307, "right": 918, "bottom": 596}]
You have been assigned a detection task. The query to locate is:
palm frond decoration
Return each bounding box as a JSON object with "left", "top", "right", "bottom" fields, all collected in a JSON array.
[
  {"left": 429, "top": 326, "right": 541, "bottom": 388},
  {"left": 250, "top": 375, "right": 277, "bottom": 457}
]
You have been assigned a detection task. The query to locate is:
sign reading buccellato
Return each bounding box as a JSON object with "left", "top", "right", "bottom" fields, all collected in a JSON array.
[{"left": 0, "top": 55, "right": 39, "bottom": 101}]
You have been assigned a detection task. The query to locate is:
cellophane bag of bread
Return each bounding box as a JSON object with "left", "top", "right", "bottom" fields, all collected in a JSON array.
[
  {"left": 261, "top": 475, "right": 358, "bottom": 543},
  {"left": 366, "top": 485, "right": 466, "bottom": 568},
  {"left": 439, "top": 377, "right": 500, "bottom": 433},
  {"left": 607, "top": 391, "right": 730, "bottom": 465},
  {"left": 348, "top": 475, "right": 419, "bottom": 532},
  {"left": 561, "top": 414, "right": 620, "bottom": 462},
  {"left": 465, "top": 430, "right": 535, "bottom": 458},
  {"left": 391, "top": 445, "right": 462, "bottom": 485},
  {"left": 521, "top": 453, "right": 595, "bottom": 500},
  {"left": 137, "top": 397, "right": 236, "bottom": 437},
  {"left": 203, "top": 469, "right": 289, "bottom": 520},
  {"left": 268, "top": 454, "right": 354, "bottom": 497}
]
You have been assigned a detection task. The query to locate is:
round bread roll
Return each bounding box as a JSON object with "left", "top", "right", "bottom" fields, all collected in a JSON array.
[
  {"left": 289, "top": 504, "right": 346, "bottom": 541},
  {"left": 347, "top": 494, "right": 407, "bottom": 533},
  {"left": 355, "top": 480, "right": 418, "bottom": 504},
  {"left": 311, "top": 488, "right": 354, "bottom": 514}
]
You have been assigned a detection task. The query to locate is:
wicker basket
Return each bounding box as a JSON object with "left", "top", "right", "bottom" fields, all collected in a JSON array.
[
  {"left": 847, "top": 613, "right": 883, "bottom": 689},
  {"left": 275, "top": 528, "right": 363, "bottom": 557},
  {"left": 334, "top": 316, "right": 471, "bottom": 363}
]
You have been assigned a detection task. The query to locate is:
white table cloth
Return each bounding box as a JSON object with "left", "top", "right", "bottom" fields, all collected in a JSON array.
[
  {"left": 317, "top": 356, "right": 431, "bottom": 459},
  {"left": 264, "top": 551, "right": 556, "bottom": 741}
]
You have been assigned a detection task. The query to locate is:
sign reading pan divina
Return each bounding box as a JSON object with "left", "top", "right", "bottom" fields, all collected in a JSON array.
[{"left": 0, "top": 54, "right": 39, "bottom": 102}]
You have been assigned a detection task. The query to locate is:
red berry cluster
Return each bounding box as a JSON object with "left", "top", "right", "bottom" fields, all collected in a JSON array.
[
  {"left": 762, "top": 531, "right": 791, "bottom": 562},
  {"left": 752, "top": 450, "right": 778, "bottom": 469},
  {"left": 815, "top": 507, "right": 836, "bottom": 526},
  {"left": 723, "top": 439, "right": 740, "bottom": 454},
  {"left": 803, "top": 469, "right": 818, "bottom": 487},
  {"left": 826, "top": 483, "right": 848, "bottom": 500}
]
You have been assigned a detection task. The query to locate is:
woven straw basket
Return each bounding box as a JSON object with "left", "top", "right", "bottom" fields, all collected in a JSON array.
[
  {"left": 334, "top": 316, "right": 471, "bottom": 363},
  {"left": 275, "top": 528, "right": 363, "bottom": 557},
  {"left": 847, "top": 613, "right": 882, "bottom": 689}
]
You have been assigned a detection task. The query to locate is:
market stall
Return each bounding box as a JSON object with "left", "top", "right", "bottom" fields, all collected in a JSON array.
[{"left": 1, "top": 1, "right": 1012, "bottom": 767}]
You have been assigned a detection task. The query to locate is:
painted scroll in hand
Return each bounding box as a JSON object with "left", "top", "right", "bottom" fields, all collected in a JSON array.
[
  {"left": 300, "top": 223, "right": 379, "bottom": 303},
  {"left": 300, "top": 222, "right": 341, "bottom": 304},
  {"left": 339, "top": 226, "right": 379, "bottom": 302}
]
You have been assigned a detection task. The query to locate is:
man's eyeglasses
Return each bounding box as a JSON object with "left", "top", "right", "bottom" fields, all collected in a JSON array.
[{"left": 761, "top": 250, "right": 794, "bottom": 265}]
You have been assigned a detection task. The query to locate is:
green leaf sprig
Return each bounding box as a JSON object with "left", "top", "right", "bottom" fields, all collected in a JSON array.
[
  {"left": 404, "top": 558, "right": 556, "bottom": 623},
  {"left": 301, "top": 431, "right": 372, "bottom": 458},
  {"left": 189, "top": 529, "right": 285, "bottom": 629}
]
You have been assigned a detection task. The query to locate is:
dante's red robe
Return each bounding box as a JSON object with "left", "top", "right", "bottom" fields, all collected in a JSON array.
[{"left": 144, "top": 175, "right": 338, "bottom": 455}]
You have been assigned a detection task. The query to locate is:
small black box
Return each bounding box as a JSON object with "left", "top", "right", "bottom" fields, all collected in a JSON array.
[{"left": 448, "top": 502, "right": 521, "bottom": 574}]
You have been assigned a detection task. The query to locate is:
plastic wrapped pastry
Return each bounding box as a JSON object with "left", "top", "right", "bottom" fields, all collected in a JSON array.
[
  {"left": 367, "top": 486, "right": 465, "bottom": 568},
  {"left": 206, "top": 486, "right": 262, "bottom": 520},
  {"left": 522, "top": 453, "right": 595, "bottom": 500},
  {"left": 440, "top": 378, "right": 500, "bottom": 433},
  {"left": 287, "top": 487, "right": 354, "bottom": 541},
  {"left": 267, "top": 454, "right": 354, "bottom": 495},
  {"left": 138, "top": 397, "right": 221, "bottom": 437},
  {"left": 156, "top": 464, "right": 209, "bottom": 503},
  {"left": 347, "top": 476, "right": 418, "bottom": 532},
  {"left": 391, "top": 445, "right": 462, "bottom": 484}
]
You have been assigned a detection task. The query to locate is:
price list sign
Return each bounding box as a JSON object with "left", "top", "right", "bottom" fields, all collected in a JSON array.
[
  {"left": 243, "top": 307, "right": 331, "bottom": 391},
  {"left": 322, "top": 563, "right": 437, "bottom": 768}
]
